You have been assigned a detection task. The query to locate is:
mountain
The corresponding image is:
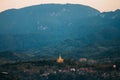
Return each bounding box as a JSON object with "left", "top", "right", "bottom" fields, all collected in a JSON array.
[
  {"left": 0, "top": 4, "right": 120, "bottom": 60},
  {"left": 0, "top": 4, "right": 99, "bottom": 34},
  {"left": 0, "top": 4, "right": 100, "bottom": 51}
]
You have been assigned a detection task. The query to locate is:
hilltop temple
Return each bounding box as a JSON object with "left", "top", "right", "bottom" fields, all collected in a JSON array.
[{"left": 56, "top": 55, "right": 64, "bottom": 63}]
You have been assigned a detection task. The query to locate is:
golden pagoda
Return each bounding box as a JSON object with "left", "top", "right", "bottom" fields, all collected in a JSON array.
[{"left": 56, "top": 55, "right": 64, "bottom": 63}]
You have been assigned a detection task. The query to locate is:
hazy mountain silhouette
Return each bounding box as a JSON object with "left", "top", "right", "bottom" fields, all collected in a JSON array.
[{"left": 0, "top": 4, "right": 120, "bottom": 60}]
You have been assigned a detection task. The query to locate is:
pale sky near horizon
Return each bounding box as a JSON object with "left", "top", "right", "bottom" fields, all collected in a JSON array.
[{"left": 0, "top": 0, "right": 120, "bottom": 12}]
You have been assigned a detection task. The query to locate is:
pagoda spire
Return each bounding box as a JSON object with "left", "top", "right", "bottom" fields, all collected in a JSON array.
[{"left": 56, "top": 54, "right": 64, "bottom": 63}]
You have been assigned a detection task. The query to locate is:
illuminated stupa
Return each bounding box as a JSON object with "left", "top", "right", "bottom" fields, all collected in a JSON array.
[{"left": 56, "top": 55, "right": 64, "bottom": 63}]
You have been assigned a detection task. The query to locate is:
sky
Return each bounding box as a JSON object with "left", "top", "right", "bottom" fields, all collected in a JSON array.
[{"left": 0, "top": 0, "right": 120, "bottom": 12}]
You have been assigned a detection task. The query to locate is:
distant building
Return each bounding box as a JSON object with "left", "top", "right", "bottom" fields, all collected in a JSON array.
[
  {"left": 79, "top": 58, "right": 87, "bottom": 62},
  {"left": 1, "top": 72, "right": 8, "bottom": 75},
  {"left": 113, "top": 64, "right": 116, "bottom": 68},
  {"left": 70, "top": 68, "right": 76, "bottom": 72},
  {"left": 56, "top": 55, "right": 64, "bottom": 63},
  {"left": 88, "top": 59, "right": 97, "bottom": 64}
]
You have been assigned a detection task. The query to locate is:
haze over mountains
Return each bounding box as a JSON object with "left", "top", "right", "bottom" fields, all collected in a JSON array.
[{"left": 0, "top": 4, "right": 120, "bottom": 60}]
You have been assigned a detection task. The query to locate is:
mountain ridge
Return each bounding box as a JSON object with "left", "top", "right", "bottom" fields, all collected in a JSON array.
[{"left": 0, "top": 4, "right": 120, "bottom": 60}]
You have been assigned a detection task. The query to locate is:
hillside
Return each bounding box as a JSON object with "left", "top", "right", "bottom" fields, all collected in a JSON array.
[{"left": 0, "top": 4, "right": 120, "bottom": 60}]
